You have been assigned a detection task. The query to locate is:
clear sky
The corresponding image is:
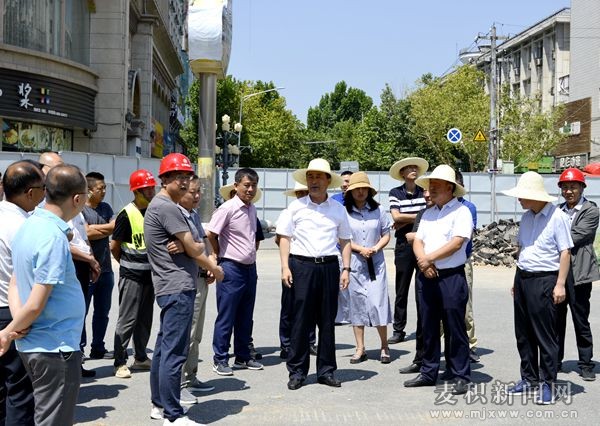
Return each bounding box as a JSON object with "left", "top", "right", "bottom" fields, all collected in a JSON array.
[{"left": 227, "top": 0, "right": 570, "bottom": 124}]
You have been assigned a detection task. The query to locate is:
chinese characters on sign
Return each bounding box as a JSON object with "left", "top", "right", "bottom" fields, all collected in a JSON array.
[
  {"left": 17, "top": 82, "right": 65, "bottom": 117},
  {"left": 433, "top": 380, "right": 572, "bottom": 407},
  {"left": 18, "top": 82, "right": 32, "bottom": 109}
]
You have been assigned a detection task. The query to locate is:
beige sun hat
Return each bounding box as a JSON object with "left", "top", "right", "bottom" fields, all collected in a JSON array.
[
  {"left": 415, "top": 164, "right": 466, "bottom": 197},
  {"left": 292, "top": 158, "right": 343, "bottom": 189},
  {"left": 219, "top": 183, "right": 262, "bottom": 203},
  {"left": 346, "top": 171, "right": 377, "bottom": 196},
  {"left": 283, "top": 181, "right": 309, "bottom": 197},
  {"left": 389, "top": 157, "right": 429, "bottom": 181},
  {"left": 501, "top": 171, "right": 557, "bottom": 202}
]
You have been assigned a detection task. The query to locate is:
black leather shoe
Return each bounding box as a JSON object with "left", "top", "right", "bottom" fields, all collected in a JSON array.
[
  {"left": 452, "top": 379, "right": 471, "bottom": 395},
  {"left": 317, "top": 375, "right": 341, "bottom": 387},
  {"left": 404, "top": 374, "right": 435, "bottom": 387},
  {"left": 387, "top": 333, "right": 406, "bottom": 344},
  {"left": 81, "top": 366, "right": 96, "bottom": 378},
  {"left": 399, "top": 363, "right": 421, "bottom": 374},
  {"left": 287, "top": 377, "right": 304, "bottom": 390},
  {"left": 439, "top": 370, "right": 455, "bottom": 381},
  {"left": 309, "top": 344, "right": 318, "bottom": 356}
]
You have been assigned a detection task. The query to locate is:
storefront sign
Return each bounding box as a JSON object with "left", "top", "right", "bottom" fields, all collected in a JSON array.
[
  {"left": 555, "top": 153, "right": 588, "bottom": 171},
  {"left": 0, "top": 68, "right": 96, "bottom": 129}
]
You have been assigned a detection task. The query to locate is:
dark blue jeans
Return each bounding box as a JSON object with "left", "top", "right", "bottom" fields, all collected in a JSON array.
[
  {"left": 150, "top": 290, "right": 195, "bottom": 422},
  {"left": 86, "top": 271, "right": 114, "bottom": 354},
  {"left": 212, "top": 259, "right": 257, "bottom": 364}
]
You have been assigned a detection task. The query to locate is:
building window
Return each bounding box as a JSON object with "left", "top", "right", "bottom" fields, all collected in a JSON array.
[{"left": 3, "top": 0, "right": 90, "bottom": 65}]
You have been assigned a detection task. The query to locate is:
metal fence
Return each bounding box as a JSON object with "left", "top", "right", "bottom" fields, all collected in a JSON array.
[{"left": 2, "top": 151, "right": 599, "bottom": 228}]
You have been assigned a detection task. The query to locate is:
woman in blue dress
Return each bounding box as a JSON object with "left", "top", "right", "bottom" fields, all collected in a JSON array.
[{"left": 344, "top": 172, "right": 393, "bottom": 364}]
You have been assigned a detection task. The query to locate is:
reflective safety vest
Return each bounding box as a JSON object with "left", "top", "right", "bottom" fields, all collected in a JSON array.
[{"left": 119, "top": 202, "right": 150, "bottom": 271}]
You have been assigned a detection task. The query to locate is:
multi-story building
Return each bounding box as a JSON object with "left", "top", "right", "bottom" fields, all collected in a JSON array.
[
  {"left": 568, "top": 0, "right": 600, "bottom": 163},
  {"left": 0, "top": 0, "right": 188, "bottom": 158},
  {"left": 462, "top": 8, "right": 571, "bottom": 111}
]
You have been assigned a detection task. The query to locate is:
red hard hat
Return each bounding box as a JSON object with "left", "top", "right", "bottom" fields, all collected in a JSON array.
[
  {"left": 558, "top": 168, "right": 586, "bottom": 187},
  {"left": 129, "top": 169, "right": 157, "bottom": 192},
  {"left": 158, "top": 153, "right": 194, "bottom": 177}
]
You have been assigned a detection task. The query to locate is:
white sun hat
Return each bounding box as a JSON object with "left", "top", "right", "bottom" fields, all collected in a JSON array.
[
  {"left": 414, "top": 164, "right": 466, "bottom": 197},
  {"left": 292, "top": 158, "right": 343, "bottom": 189},
  {"left": 389, "top": 157, "right": 429, "bottom": 181},
  {"left": 283, "top": 181, "right": 309, "bottom": 197},
  {"left": 501, "top": 171, "right": 557, "bottom": 202},
  {"left": 219, "top": 183, "right": 262, "bottom": 203}
]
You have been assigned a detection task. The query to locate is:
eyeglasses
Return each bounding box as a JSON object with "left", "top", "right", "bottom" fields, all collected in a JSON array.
[{"left": 172, "top": 174, "right": 192, "bottom": 182}]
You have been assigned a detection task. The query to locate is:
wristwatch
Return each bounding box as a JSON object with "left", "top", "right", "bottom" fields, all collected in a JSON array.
[{"left": 342, "top": 267, "right": 352, "bottom": 273}]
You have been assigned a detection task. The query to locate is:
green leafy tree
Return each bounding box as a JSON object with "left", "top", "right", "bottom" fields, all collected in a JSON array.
[
  {"left": 181, "top": 76, "right": 307, "bottom": 168},
  {"left": 408, "top": 65, "right": 490, "bottom": 171},
  {"left": 498, "top": 85, "right": 566, "bottom": 168},
  {"left": 307, "top": 81, "right": 373, "bottom": 133},
  {"left": 353, "top": 84, "right": 416, "bottom": 170}
]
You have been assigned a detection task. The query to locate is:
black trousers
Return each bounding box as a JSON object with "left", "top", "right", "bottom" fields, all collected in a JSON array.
[
  {"left": 392, "top": 244, "right": 417, "bottom": 335},
  {"left": 287, "top": 257, "right": 339, "bottom": 380},
  {"left": 557, "top": 275, "right": 594, "bottom": 369},
  {"left": 74, "top": 260, "right": 91, "bottom": 353},
  {"left": 514, "top": 269, "right": 559, "bottom": 384},
  {"left": 279, "top": 283, "right": 316, "bottom": 351},
  {"left": 0, "top": 308, "right": 34, "bottom": 426},
  {"left": 418, "top": 267, "right": 470, "bottom": 382},
  {"left": 413, "top": 276, "right": 424, "bottom": 365}
]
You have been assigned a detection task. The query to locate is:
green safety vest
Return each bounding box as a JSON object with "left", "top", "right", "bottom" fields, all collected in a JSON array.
[{"left": 119, "top": 202, "right": 150, "bottom": 271}]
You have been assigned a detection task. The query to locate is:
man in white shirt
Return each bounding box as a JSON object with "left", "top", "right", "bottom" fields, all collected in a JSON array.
[
  {"left": 276, "top": 159, "right": 352, "bottom": 390},
  {"left": 0, "top": 160, "right": 46, "bottom": 424},
  {"left": 403, "top": 165, "right": 473, "bottom": 396}
]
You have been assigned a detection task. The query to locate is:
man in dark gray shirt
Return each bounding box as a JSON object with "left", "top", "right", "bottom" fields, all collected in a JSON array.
[{"left": 144, "top": 153, "right": 222, "bottom": 425}]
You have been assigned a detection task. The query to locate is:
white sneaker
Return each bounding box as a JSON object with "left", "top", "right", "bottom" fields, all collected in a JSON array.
[
  {"left": 115, "top": 365, "right": 132, "bottom": 378},
  {"left": 150, "top": 404, "right": 163, "bottom": 420},
  {"left": 163, "top": 416, "right": 205, "bottom": 425}
]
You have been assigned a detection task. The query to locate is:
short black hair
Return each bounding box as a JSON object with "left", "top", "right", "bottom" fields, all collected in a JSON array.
[
  {"left": 2, "top": 160, "right": 44, "bottom": 200},
  {"left": 235, "top": 168, "right": 259, "bottom": 184},
  {"left": 340, "top": 170, "right": 354, "bottom": 176},
  {"left": 86, "top": 171, "right": 105, "bottom": 189},
  {"left": 46, "top": 164, "right": 87, "bottom": 204}
]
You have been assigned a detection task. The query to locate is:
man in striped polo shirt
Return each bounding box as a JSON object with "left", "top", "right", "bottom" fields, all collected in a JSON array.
[{"left": 387, "top": 157, "right": 429, "bottom": 348}]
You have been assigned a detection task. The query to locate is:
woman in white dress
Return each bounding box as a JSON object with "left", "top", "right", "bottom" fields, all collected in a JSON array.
[{"left": 344, "top": 172, "right": 393, "bottom": 364}]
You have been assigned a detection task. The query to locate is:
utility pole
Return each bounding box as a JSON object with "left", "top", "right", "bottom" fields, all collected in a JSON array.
[{"left": 477, "top": 24, "right": 507, "bottom": 223}]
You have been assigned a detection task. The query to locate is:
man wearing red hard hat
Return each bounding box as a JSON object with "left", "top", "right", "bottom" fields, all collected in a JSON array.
[
  {"left": 144, "top": 153, "right": 223, "bottom": 425},
  {"left": 557, "top": 168, "right": 599, "bottom": 381},
  {"left": 110, "top": 169, "right": 157, "bottom": 379}
]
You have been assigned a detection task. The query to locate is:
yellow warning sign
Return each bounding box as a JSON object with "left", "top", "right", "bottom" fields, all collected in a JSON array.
[{"left": 474, "top": 130, "right": 487, "bottom": 142}]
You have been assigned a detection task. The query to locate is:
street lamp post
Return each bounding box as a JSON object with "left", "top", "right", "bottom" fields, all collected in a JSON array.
[
  {"left": 238, "top": 87, "right": 285, "bottom": 149},
  {"left": 215, "top": 114, "right": 242, "bottom": 205}
]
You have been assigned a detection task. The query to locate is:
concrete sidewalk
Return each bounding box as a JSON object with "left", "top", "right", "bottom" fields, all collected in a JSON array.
[{"left": 75, "top": 242, "right": 599, "bottom": 425}]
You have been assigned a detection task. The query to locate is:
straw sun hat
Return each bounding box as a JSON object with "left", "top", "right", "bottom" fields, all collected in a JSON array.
[
  {"left": 414, "top": 164, "right": 466, "bottom": 197},
  {"left": 219, "top": 183, "right": 262, "bottom": 203},
  {"left": 389, "top": 157, "right": 429, "bottom": 181},
  {"left": 292, "top": 158, "right": 343, "bottom": 189},
  {"left": 501, "top": 171, "right": 557, "bottom": 202},
  {"left": 346, "top": 171, "right": 377, "bottom": 196},
  {"left": 283, "top": 181, "right": 309, "bottom": 197}
]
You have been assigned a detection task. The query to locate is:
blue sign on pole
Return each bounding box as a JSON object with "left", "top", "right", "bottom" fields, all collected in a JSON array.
[{"left": 446, "top": 128, "right": 462, "bottom": 144}]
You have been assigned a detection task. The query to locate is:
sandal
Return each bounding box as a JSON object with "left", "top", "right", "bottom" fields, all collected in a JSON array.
[
  {"left": 349, "top": 348, "right": 368, "bottom": 364},
  {"left": 380, "top": 347, "right": 391, "bottom": 364}
]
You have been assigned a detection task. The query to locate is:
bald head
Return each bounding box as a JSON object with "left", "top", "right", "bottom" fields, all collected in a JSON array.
[
  {"left": 45, "top": 164, "right": 87, "bottom": 205},
  {"left": 2, "top": 160, "right": 45, "bottom": 210},
  {"left": 39, "top": 152, "right": 63, "bottom": 176}
]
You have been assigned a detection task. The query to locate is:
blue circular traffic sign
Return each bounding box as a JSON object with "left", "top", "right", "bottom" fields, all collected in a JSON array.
[{"left": 446, "top": 128, "right": 462, "bottom": 144}]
